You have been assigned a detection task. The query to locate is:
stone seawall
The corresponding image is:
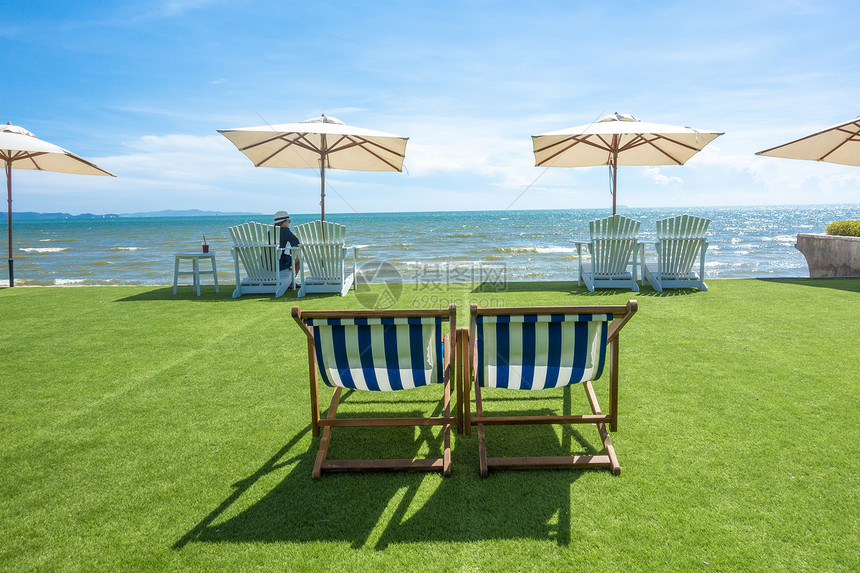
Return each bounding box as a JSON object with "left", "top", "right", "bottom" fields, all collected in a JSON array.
[{"left": 795, "top": 233, "right": 860, "bottom": 278}]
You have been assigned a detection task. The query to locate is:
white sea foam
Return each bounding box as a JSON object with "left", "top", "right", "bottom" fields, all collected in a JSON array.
[
  {"left": 762, "top": 235, "right": 796, "bottom": 244},
  {"left": 110, "top": 247, "right": 141, "bottom": 251},
  {"left": 19, "top": 247, "right": 68, "bottom": 253}
]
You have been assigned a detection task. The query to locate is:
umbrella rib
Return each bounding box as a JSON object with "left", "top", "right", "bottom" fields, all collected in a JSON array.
[
  {"left": 818, "top": 123, "right": 860, "bottom": 161},
  {"left": 1, "top": 149, "right": 113, "bottom": 175},
  {"left": 311, "top": 135, "right": 405, "bottom": 170},
  {"left": 327, "top": 135, "right": 405, "bottom": 157},
  {"left": 535, "top": 135, "right": 614, "bottom": 166},
  {"left": 758, "top": 119, "right": 860, "bottom": 156},
  {"left": 239, "top": 132, "right": 322, "bottom": 154},
  {"left": 253, "top": 134, "right": 322, "bottom": 167},
  {"left": 619, "top": 134, "right": 697, "bottom": 164},
  {"left": 334, "top": 135, "right": 404, "bottom": 170}
]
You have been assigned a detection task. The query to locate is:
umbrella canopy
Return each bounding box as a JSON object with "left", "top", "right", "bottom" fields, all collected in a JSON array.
[
  {"left": 532, "top": 113, "right": 723, "bottom": 214},
  {"left": 218, "top": 115, "right": 408, "bottom": 221},
  {"left": 755, "top": 116, "right": 860, "bottom": 166},
  {"left": 1, "top": 123, "right": 115, "bottom": 287}
]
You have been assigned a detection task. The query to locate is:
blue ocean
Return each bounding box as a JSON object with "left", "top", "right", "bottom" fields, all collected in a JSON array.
[{"left": 1, "top": 205, "right": 857, "bottom": 287}]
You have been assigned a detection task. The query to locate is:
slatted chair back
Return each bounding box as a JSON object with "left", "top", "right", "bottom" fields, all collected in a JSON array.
[
  {"left": 292, "top": 220, "right": 355, "bottom": 296},
  {"left": 589, "top": 215, "right": 641, "bottom": 277},
  {"left": 293, "top": 220, "right": 346, "bottom": 244},
  {"left": 462, "top": 302, "right": 637, "bottom": 476},
  {"left": 229, "top": 221, "right": 280, "bottom": 282},
  {"left": 300, "top": 243, "right": 348, "bottom": 284},
  {"left": 293, "top": 305, "right": 458, "bottom": 478},
  {"left": 654, "top": 215, "right": 710, "bottom": 276}
]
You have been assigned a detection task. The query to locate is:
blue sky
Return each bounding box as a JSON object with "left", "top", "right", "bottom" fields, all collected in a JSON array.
[{"left": 3, "top": 0, "right": 859, "bottom": 216}]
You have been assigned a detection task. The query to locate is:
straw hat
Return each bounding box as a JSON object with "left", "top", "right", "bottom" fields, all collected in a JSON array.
[{"left": 274, "top": 211, "right": 290, "bottom": 224}]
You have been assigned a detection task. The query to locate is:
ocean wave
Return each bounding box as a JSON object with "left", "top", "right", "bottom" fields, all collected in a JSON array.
[
  {"left": 110, "top": 247, "right": 142, "bottom": 251},
  {"left": 54, "top": 278, "right": 124, "bottom": 286},
  {"left": 761, "top": 235, "right": 796, "bottom": 244},
  {"left": 19, "top": 247, "right": 68, "bottom": 253},
  {"left": 491, "top": 246, "right": 577, "bottom": 255}
]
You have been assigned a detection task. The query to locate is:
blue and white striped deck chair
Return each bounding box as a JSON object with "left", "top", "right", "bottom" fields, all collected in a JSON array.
[
  {"left": 462, "top": 302, "right": 637, "bottom": 476},
  {"left": 292, "top": 305, "right": 458, "bottom": 478}
]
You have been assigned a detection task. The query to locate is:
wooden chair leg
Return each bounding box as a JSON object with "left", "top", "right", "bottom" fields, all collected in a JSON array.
[
  {"left": 475, "top": 382, "right": 488, "bottom": 477},
  {"left": 453, "top": 331, "right": 463, "bottom": 435},
  {"left": 307, "top": 338, "right": 321, "bottom": 437},
  {"left": 443, "top": 373, "right": 452, "bottom": 477},
  {"left": 460, "top": 328, "right": 472, "bottom": 436},
  {"left": 584, "top": 380, "right": 621, "bottom": 475},
  {"left": 313, "top": 388, "right": 342, "bottom": 479}
]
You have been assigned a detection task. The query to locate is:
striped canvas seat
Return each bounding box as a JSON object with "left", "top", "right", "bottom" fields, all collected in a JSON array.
[
  {"left": 293, "top": 306, "right": 457, "bottom": 478},
  {"left": 475, "top": 313, "right": 610, "bottom": 390},
  {"left": 460, "top": 302, "right": 637, "bottom": 476},
  {"left": 307, "top": 316, "right": 443, "bottom": 391}
]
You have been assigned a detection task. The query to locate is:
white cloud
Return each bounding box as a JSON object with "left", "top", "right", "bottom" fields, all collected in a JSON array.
[{"left": 643, "top": 167, "right": 683, "bottom": 186}]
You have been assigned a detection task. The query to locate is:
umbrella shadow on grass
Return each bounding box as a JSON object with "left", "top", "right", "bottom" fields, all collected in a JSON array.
[{"left": 175, "top": 387, "right": 602, "bottom": 549}]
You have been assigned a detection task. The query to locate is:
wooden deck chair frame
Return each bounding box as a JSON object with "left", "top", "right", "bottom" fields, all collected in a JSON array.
[
  {"left": 292, "top": 305, "right": 458, "bottom": 478},
  {"left": 459, "top": 301, "right": 637, "bottom": 476},
  {"left": 293, "top": 220, "right": 357, "bottom": 297},
  {"left": 643, "top": 214, "right": 710, "bottom": 292},
  {"left": 575, "top": 215, "right": 642, "bottom": 292},
  {"left": 229, "top": 221, "right": 298, "bottom": 298}
]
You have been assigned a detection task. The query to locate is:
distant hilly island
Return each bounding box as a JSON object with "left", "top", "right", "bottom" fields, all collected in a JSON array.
[{"left": 2, "top": 209, "right": 263, "bottom": 220}]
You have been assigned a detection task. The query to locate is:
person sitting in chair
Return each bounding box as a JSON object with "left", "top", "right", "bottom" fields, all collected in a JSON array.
[{"left": 274, "top": 211, "right": 300, "bottom": 278}]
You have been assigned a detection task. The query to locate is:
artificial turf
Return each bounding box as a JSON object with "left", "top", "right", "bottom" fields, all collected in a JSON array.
[{"left": 0, "top": 279, "right": 857, "bottom": 572}]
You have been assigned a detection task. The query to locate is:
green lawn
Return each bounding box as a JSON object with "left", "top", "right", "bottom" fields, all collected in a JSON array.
[{"left": 1, "top": 280, "right": 857, "bottom": 572}]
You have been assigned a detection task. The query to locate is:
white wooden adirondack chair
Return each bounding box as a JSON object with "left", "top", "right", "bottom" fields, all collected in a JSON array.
[
  {"left": 228, "top": 221, "right": 298, "bottom": 298},
  {"left": 644, "top": 215, "right": 710, "bottom": 292},
  {"left": 292, "top": 220, "right": 357, "bottom": 297},
  {"left": 575, "top": 215, "right": 641, "bottom": 292}
]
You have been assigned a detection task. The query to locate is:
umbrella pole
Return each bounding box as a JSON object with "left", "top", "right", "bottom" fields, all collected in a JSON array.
[
  {"left": 5, "top": 161, "right": 12, "bottom": 287},
  {"left": 319, "top": 136, "right": 327, "bottom": 223},
  {"left": 320, "top": 163, "right": 326, "bottom": 223},
  {"left": 610, "top": 147, "right": 618, "bottom": 217}
]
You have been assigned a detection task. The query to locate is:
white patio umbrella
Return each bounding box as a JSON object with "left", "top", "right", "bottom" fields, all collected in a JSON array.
[
  {"left": 218, "top": 115, "right": 408, "bottom": 221},
  {"left": 755, "top": 116, "right": 860, "bottom": 166},
  {"left": 532, "top": 113, "right": 723, "bottom": 215},
  {"left": 1, "top": 123, "right": 115, "bottom": 287}
]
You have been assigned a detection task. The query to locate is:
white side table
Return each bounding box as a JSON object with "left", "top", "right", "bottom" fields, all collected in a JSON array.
[{"left": 173, "top": 252, "right": 219, "bottom": 296}]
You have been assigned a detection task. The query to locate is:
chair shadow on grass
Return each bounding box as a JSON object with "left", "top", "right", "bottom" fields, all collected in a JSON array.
[
  {"left": 472, "top": 280, "right": 703, "bottom": 298},
  {"left": 114, "top": 287, "right": 307, "bottom": 303},
  {"left": 174, "top": 387, "right": 598, "bottom": 550}
]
